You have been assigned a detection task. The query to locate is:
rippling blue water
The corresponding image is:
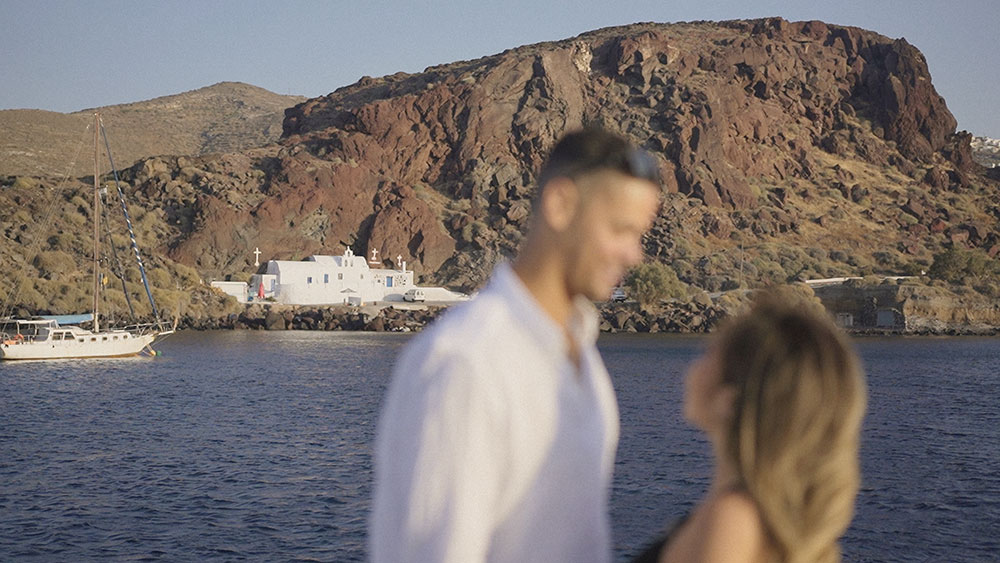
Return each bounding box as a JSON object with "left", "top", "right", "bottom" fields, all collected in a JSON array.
[
  {"left": 1, "top": 331, "right": 998, "bottom": 561},
  {"left": 609, "top": 335, "right": 1000, "bottom": 563}
]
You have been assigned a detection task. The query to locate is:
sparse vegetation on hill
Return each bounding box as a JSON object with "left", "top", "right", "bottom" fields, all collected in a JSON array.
[{"left": 0, "top": 82, "right": 305, "bottom": 177}]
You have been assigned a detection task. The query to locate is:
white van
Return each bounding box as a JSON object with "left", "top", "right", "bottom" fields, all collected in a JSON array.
[{"left": 403, "top": 288, "right": 426, "bottom": 302}]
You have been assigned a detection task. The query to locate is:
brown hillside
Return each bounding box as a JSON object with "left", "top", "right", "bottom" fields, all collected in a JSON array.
[
  {"left": 0, "top": 82, "right": 305, "bottom": 177},
  {"left": 2, "top": 19, "right": 999, "bottom": 326}
]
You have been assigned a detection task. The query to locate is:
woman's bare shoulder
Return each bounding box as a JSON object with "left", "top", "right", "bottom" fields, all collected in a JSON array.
[
  {"left": 683, "top": 490, "right": 767, "bottom": 563},
  {"left": 703, "top": 490, "right": 762, "bottom": 530}
]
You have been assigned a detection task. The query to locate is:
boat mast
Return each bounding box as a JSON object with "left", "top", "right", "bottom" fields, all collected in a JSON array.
[{"left": 93, "top": 112, "right": 100, "bottom": 333}]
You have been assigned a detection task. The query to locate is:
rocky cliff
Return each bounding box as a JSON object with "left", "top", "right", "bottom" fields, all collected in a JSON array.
[
  {"left": 2, "top": 19, "right": 999, "bottom": 327},
  {"left": 123, "top": 19, "right": 997, "bottom": 287},
  {"left": 812, "top": 280, "right": 1000, "bottom": 334}
]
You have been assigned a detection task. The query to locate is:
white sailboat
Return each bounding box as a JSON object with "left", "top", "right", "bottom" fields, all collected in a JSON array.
[{"left": 0, "top": 113, "right": 173, "bottom": 360}]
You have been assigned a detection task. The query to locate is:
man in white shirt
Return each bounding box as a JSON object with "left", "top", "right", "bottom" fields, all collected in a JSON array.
[{"left": 370, "top": 128, "right": 662, "bottom": 563}]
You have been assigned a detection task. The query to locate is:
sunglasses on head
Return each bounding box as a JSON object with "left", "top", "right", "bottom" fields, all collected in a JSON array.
[{"left": 624, "top": 148, "right": 659, "bottom": 183}]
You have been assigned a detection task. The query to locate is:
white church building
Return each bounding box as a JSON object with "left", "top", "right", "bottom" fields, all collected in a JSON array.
[{"left": 212, "top": 248, "right": 466, "bottom": 305}]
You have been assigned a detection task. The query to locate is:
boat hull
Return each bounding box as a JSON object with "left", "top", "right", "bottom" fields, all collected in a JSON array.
[{"left": 0, "top": 329, "right": 157, "bottom": 360}]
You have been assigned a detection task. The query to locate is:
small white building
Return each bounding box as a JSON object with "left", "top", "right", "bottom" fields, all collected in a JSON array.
[
  {"left": 250, "top": 249, "right": 416, "bottom": 305},
  {"left": 210, "top": 281, "right": 249, "bottom": 303},
  {"left": 213, "top": 247, "right": 467, "bottom": 305}
]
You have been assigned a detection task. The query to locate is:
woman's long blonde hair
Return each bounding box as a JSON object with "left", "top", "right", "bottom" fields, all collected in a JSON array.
[{"left": 715, "top": 293, "right": 867, "bottom": 563}]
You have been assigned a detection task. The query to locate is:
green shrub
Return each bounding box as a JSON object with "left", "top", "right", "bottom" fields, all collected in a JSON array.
[
  {"left": 872, "top": 251, "right": 895, "bottom": 266},
  {"left": 32, "top": 250, "right": 77, "bottom": 280},
  {"left": 624, "top": 261, "right": 688, "bottom": 307},
  {"left": 20, "top": 284, "right": 48, "bottom": 311},
  {"left": 829, "top": 250, "right": 849, "bottom": 263},
  {"left": 806, "top": 247, "right": 828, "bottom": 261},
  {"left": 670, "top": 259, "right": 696, "bottom": 284},
  {"left": 148, "top": 267, "right": 171, "bottom": 288},
  {"left": 171, "top": 263, "right": 203, "bottom": 288},
  {"left": 928, "top": 247, "right": 998, "bottom": 283},
  {"left": 11, "top": 177, "right": 38, "bottom": 191},
  {"left": 974, "top": 281, "right": 1000, "bottom": 299}
]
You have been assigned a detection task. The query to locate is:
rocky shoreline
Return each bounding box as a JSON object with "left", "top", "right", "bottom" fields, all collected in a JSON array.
[
  {"left": 178, "top": 303, "right": 446, "bottom": 332},
  {"left": 174, "top": 300, "right": 999, "bottom": 336},
  {"left": 176, "top": 301, "right": 728, "bottom": 333}
]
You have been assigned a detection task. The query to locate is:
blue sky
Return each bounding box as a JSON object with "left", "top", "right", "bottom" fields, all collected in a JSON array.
[{"left": 2, "top": 0, "right": 997, "bottom": 137}]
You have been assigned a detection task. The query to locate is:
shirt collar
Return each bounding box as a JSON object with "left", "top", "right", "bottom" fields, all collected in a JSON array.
[{"left": 488, "top": 262, "right": 600, "bottom": 356}]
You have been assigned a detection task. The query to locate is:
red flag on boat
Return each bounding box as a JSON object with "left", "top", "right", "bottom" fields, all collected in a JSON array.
[{"left": 257, "top": 281, "right": 265, "bottom": 299}]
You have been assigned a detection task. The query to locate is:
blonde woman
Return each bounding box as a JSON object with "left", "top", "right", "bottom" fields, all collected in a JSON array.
[{"left": 633, "top": 293, "right": 867, "bottom": 563}]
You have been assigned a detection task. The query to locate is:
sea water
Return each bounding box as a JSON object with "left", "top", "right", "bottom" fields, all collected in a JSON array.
[{"left": 1, "top": 331, "right": 997, "bottom": 561}]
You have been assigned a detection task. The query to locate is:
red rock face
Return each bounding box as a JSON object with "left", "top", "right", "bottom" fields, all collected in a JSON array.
[
  {"left": 119, "top": 18, "right": 984, "bottom": 290},
  {"left": 367, "top": 184, "right": 456, "bottom": 274}
]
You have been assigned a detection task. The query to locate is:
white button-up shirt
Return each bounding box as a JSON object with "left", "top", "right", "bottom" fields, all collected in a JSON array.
[{"left": 370, "top": 263, "right": 620, "bottom": 563}]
